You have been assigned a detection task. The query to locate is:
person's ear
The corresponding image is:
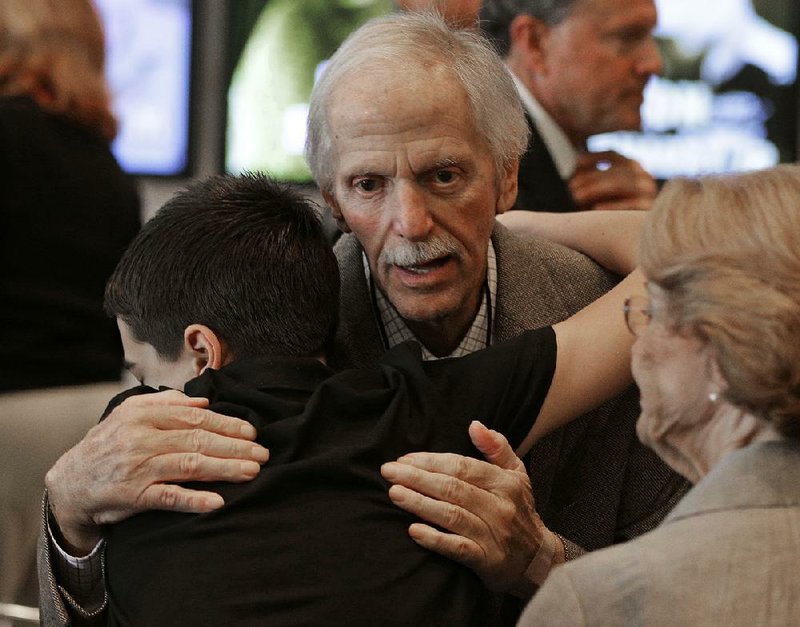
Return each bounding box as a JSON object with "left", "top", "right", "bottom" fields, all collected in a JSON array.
[
  {"left": 183, "top": 324, "right": 229, "bottom": 377},
  {"left": 508, "top": 14, "right": 551, "bottom": 74},
  {"left": 707, "top": 351, "right": 729, "bottom": 400},
  {"left": 495, "top": 160, "right": 520, "bottom": 215},
  {"left": 322, "top": 188, "right": 351, "bottom": 233}
]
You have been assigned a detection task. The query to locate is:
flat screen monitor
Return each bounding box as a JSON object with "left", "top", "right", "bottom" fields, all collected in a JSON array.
[
  {"left": 94, "top": 0, "right": 194, "bottom": 177},
  {"left": 589, "top": 0, "right": 799, "bottom": 179},
  {"left": 224, "top": 0, "right": 394, "bottom": 183}
]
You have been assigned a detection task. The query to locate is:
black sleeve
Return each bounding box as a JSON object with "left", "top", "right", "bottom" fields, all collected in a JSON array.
[{"left": 420, "top": 327, "right": 557, "bottom": 450}]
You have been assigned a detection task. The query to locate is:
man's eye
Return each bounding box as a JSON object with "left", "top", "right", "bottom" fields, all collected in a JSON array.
[
  {"left": 355, "top": 178, "right": 379, "bottom": 192},
  {"left": 434, "top": 170, "right": 456, "bottom": 184}
]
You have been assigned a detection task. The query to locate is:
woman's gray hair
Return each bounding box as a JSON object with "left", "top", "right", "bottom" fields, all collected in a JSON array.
[
  {"left": 304, "top": 10, "right": 529, "bottom": 193},
  {"left": 642, "top": 165, "right": 800, "bottom": 439},
  {"left": 480, "top": 0, "right": 579, "bottom": 56}
]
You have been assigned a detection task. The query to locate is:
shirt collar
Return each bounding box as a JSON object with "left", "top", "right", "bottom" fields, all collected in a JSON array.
[
  {"left": 509, "top": 70, "right": 579, "bottom": 179},
  {"left": 363, "top": 241, "right": 497, "bottom": 360}
]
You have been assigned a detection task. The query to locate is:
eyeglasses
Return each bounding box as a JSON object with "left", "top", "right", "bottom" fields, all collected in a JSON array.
[{"left": 623, "top": 295, "right": 652, "bottom": 337}]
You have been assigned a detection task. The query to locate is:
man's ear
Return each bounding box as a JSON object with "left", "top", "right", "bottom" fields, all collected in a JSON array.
[
  {"left": 508, "top": 14, "right": 551, "bottom": 74},
  {"left": 183, "top": 324, "right": 229, "bottom": 377},
  {"left": 322, "top": 188, "right": 351, "bottom": 233},
  {"left": 495, "top": 160, "right": 520, "bottom": 215}
]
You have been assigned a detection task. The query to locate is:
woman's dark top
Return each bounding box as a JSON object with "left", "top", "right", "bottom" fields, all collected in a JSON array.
[{"left": 0, "top": 96, "right": 141, "bottom": 392}]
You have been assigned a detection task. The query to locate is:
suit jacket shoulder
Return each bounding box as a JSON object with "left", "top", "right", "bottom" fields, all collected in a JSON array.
[
  {"left": 491, "top": 223, "right": 616, "bottom": 341},
  {"left": 330, "top": 234, "right": 386, "bottom": 369},
  {"left": 515, "top": 114, "right": 577, "bottom": 213},
  {"left": 520, "top": 440, "right": 800, "bottom": 627}
]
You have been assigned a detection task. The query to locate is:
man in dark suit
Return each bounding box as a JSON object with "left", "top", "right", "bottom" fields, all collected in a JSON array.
[{"left": 481, "top": 0, "right": 662, "bottom": 212}]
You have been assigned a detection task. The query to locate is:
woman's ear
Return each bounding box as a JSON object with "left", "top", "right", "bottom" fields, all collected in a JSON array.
[
  {"left": 707, "top": 350, "right": 729, "bottom": 400},
  {"left": 183, "top": 324, "right": 229, "bottom": 376}
]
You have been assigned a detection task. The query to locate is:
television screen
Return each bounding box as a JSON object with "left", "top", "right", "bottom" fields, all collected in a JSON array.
[
  {"left": 94, "top": 0, "right": 194, "bottom": 177},
  {"left": 588, "top": 0, "right": 799, "bottom": 179},
  {"left": 224, "top": 0, "right": 394, "bottom": 182}
]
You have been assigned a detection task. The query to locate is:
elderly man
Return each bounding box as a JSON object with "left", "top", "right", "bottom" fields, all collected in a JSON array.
[
  {"left": 481, "top": 0, "right": 662, "bottom": 212},
  {"left": 39, "top": 11, "right": 686, "bottom": 626}
]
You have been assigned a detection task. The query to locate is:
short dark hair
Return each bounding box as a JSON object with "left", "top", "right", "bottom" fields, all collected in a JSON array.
[
  {"left": 480, "top": 0, "right": 579, "bottom": 57},
  {"left": 105, "top": 173, "right": 340, "bottom": 361}
]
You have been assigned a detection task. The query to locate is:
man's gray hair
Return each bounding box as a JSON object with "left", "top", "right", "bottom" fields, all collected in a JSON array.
[
  {"left": 304, "top": 10, "right": 529, "bottom": 193},
  {"left": 480, "top": 0, "right": 580, "bottom": 57}
]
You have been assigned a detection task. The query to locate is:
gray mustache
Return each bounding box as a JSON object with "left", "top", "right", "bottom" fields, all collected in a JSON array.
[{"left": 380, "top": 235, "right": 463, "bottom": 267}]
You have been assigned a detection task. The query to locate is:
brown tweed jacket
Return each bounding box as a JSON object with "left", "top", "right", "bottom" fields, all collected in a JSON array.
[{"left": 331, "top": 223, "right": 689, "bottom": 555}]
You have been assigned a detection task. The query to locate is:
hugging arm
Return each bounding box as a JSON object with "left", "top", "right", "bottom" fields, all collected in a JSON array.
[
  {"left": 40, "top": 390, "right": 269, "bottom": 622},
  {"left": 383, "top": 212, "right": 643, "bottom": 596},
  {"left": 497, "top": 209, "right": 643, "bottom": 275}
]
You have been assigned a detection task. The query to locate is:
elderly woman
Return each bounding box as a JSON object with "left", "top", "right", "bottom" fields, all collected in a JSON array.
[{"left": 519, "top": 165, "right": 800, "bottom": 626}]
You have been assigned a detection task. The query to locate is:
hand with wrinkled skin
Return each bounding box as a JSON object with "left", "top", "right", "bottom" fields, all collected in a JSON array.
[
  {"left": 45, "top": 390, "right": 269, "bottom": 555},
  {"left": 570, "top": 150, "right": 657, "bottom": 212},
  {"left": 381, "top": 421, "right": 561, "bottom": 598}
]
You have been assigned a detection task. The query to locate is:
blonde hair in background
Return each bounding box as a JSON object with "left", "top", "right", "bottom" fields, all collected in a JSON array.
[
  {"left": 641, "top": 165, "right": 800, "bottom": 438},
  {"left": 0, "top": 0, "right": 116, "bottom": 139}
]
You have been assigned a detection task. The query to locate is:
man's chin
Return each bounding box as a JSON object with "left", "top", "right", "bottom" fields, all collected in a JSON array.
[{"left": 393, "top": 301, "right": 457, "bottom": 325}]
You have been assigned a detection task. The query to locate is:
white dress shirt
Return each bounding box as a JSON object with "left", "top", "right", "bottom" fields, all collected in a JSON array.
[{"left": 509, "top": 70, "right": 579, "bottom": 180}]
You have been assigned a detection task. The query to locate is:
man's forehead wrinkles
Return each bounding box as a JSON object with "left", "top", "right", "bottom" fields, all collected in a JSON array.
[
  {"left": 339, "top": 152, "right": 471, "bottom": 180},
  {"left": 338, "top": 135, "right": 472, "bottom": 167}
]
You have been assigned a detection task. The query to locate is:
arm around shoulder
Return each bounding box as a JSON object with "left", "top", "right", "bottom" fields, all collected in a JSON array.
[
  {"left": 497, "top": 210, "right": 643, "bottom": 275},
  {"left": 517, "top": 268, "right": 643, "bottom": 452}
]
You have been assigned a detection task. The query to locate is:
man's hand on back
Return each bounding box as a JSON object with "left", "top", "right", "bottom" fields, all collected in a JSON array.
[
  {"left": 45, "top": 389, "right": 269, "bottom": 555},
  {"left": 381, "top": 421, "right": 558, "bottom": 598}
]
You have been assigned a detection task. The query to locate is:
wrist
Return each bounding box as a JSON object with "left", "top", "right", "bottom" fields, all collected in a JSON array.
[
  {"left": 510, "top": 528, "right": 564, "bottom": 599},
  {"left": 47, "top": 495, "right": 102, "bottom": 556}
]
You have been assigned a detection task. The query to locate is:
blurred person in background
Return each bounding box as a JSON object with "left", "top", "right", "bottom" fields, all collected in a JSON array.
[
  {"left": 0, "top": 0, "right": 140, "bottom": 611},
  {"left": 519, "top": 165, "right": 800, "bottom": 625},
  {"left": 480, "top": 0, "right": 662, "bottom": 213}
]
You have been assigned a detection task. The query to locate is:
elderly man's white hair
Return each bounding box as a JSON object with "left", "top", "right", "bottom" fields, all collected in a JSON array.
[{"left": 304, "top": 10, "right": 529, "bottom": 193}]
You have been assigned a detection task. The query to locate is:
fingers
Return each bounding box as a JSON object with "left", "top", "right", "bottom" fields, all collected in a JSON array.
[
  {"left": 574, "top": 150, "right": 623, "bottom": 170},
  {"left": 130, "top": 388, "right": 209, "bottom": 408},
  {"left": 383, "top": 447, "right": 522, "bottom": 496},
  {"left": 468, "top": 421, "right": 525, "bottom": 473},
  {"left": 147, "top": 426, "right": 269, "bottom": 463},
  {"left": 407, "top": 522, "right": 484, "bottom": 572},
  {"left": 570, "top": 151, "right": 656, "bottom": 211},
  {"left": 116, "top": 392, "right": 260, "bottom": 441},
  {"left": 136, "top": 484, "right": 226, "bottom": 515},
  {"left": 387, "top": 483, "right": 488, "bottom": 539},
  {"left": 382, "top": 460, "right": 500, "bottom": 514},
  {"left": 149, "top": 452, "right": 262, "bottom": 485},
  {"left": 45, "top": 390, "right": 271, "bottom": 539}
]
